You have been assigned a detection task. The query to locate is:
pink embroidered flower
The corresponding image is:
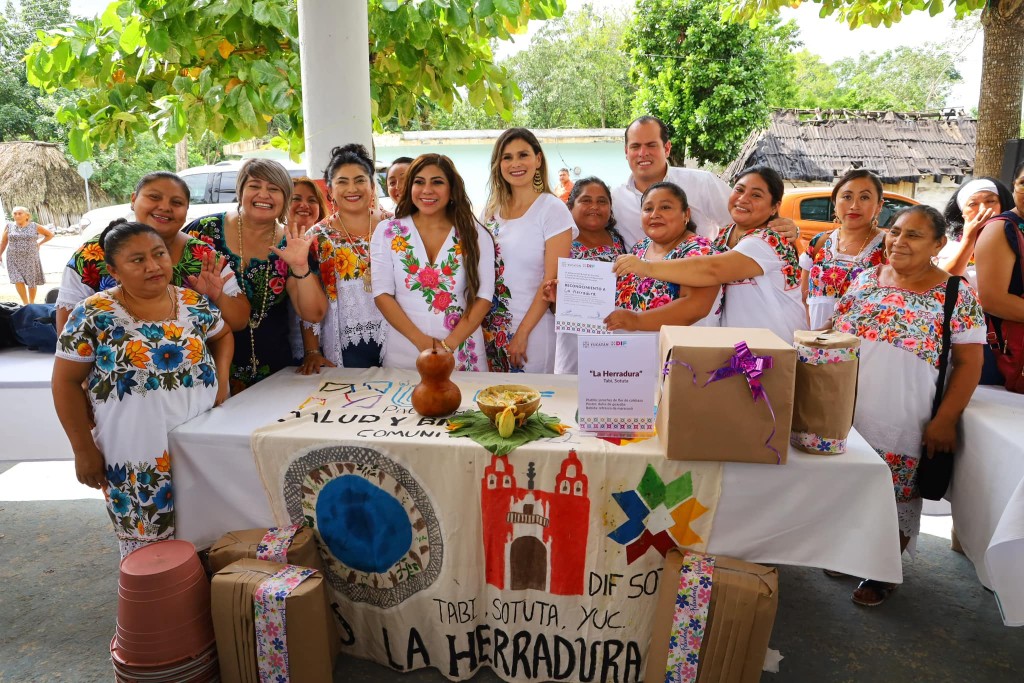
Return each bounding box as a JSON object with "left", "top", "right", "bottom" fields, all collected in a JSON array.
[
  {"left": 274, "top": 258, "right": 289, "bottom": 276},
  {"left": 432, "top": 291, "right": 453, "bottom": 311},
  {"left": 408, "top": 262, "right": 419, "bottom": 274},
  {"left": 417, "top": 267, "right": 440, "bottom": 289},
  {"left": 268, "top": 652, "right": 285, "bottom": 669},
  {"left": 444, "top": 311, "right": 462, "bottom": 330},
  {"left": 649, "top": 294, "right": 672, "bottom": 309},
  {"left": 264, "top": 621, "right": 281, "bottom": 638},
  {"left": 269, "top": 276, "right": 286, "bottom": 294}
]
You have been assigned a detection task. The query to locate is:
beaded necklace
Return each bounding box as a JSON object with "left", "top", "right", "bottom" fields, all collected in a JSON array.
[
  {"left": 331, "top": 211, "right": 374, "bottom": 292},
  {"left": 236, "top": 211, "right": 278, "bottom": 379}
]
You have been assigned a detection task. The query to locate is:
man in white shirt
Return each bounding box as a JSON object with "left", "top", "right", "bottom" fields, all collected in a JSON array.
[{"left": 612, "top": 116, "right": 797, "bottom": 249}]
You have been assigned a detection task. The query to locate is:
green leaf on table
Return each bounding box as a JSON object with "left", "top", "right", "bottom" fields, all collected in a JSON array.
[{"left": 446, "top": 410, "right": 567, "bottom": 456}]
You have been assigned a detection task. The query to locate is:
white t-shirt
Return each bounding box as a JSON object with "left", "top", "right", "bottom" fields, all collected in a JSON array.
[
  {"left": 612, "top": 166, "right": 733, "bottom": 249},
  {"left": 720, "top": 229, "right": 808, "bottom": 343}
]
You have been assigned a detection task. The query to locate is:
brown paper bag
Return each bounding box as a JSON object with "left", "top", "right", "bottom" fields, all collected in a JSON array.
[
  {"left": 212, "top": 558, "right": 338, "bottom": 683},
  {"left": 208, "top": 527, "right": 324, "bottom": 575},
  {"left": 645, "top": 550, "right": 779, "bottom": 683},
  {"left": 657, "top": 327, "right": 795, "bottom": 464},
  {"left": 790, "top": 330, "right": 860, "bottom": 455}
]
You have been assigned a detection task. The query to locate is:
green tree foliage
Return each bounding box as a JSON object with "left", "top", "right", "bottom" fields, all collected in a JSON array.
[
  {"left": 625, "top": 0, "right": 799, "bottom": 166},
  {"left": 24, "top": 0, "right": 567, "bottom": 161},
  {"left": 90, "top": 132, "right": 222, "bottom": 202},
  {"left": 0, "top": 0, "right": 72, "bottom": 141},
  {"left": 722, "top": 0, "right": 984, "bottom": 29},
  {"left": 502, "top": 5, "right": 632, "bottom": 128},
  {"left": 779, "top": 45, "right": 962, "bottom": 111}
]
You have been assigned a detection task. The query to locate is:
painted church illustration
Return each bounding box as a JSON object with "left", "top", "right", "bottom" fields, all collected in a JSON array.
[{"left": 480, "top": 450, "right": 590, "bottom": 596}]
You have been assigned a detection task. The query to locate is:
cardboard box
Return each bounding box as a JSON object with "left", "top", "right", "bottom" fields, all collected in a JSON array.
[
  {"left": 645, "top": 550, "right": 779, "bottom": 683},
  {"left": 208, "top": 527, "right": 325, "bottom": 575},
  {"left": 791, "top": 330, "right": 860, "bottom": 455},
  {"left": 212, "top": 558, "right": 338, "bottom": 683},
  {"left": 657, "top": 327, "right": 795, "bottom": 464}
]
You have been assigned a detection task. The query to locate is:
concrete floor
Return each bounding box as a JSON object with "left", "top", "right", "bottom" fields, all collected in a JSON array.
[{"left": 1, "top": 459, "right": 1021, "bottom": 683}]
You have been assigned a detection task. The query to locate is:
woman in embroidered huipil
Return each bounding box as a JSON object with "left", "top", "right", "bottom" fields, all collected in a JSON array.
[
  {"left": 0, "top": 206, "right": 51, "bottom": 304},
  {"left": 833, "top": 206, "right": 984, "bottom": 606},
  {"left": 185, "top": 159, "right": 326, "bottom": 392},
  {"left": 52, "top": 222, "right": 233, "bottom": 559},
  {"left": 299, "top": 145, "right": 387, "bottom": 372},
  {"left": 939, "top": 176, "right": 1012, "bottom": 290},
  {"left": 481, "top": 128, "right": 575, "bottom": 373},
  {"left": 552, "top": 177, "right": 627, "bottom": 374},
  {"left": 614, "top": 166, "right": 808, "bottom": 342},
  {"left": 799, "top": 169, "right": 886, "bottom": 329},
  {"left": 370, "top": 154, "right": 495, "bottom": 371},
  {"left": 57, "top": 172, "right": 250, "bottom": 335}
]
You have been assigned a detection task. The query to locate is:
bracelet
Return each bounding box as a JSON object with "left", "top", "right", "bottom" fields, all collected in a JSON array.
[
  {"left": 439, "top": 339, "right": 453, "bottom": 353},
  {"left": 289, "top": 267, "right": 313, "bottom": 279},
  {"left": 303, "top": 349, "right": 321, "bottom": 357}
]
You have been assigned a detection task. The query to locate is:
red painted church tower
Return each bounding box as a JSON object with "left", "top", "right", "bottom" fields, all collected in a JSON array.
[{"left": 480, "top": 450, "right": 590, "bottom": 595}]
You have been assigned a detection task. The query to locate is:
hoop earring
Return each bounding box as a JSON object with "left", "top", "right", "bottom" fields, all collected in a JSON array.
[
  {"left": 533, "top": 170, "right": 544, "bottom": 194},
  {"left": 871, "top": 217, "right": 879, "bottom": 230}
]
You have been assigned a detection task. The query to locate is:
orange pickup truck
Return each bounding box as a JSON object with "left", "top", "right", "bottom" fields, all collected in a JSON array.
[{"left": 777, "top": 187, "right": 919, "bottom": 251}]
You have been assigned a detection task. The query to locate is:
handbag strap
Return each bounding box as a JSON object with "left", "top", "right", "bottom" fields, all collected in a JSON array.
[{"left": 931, "top": 276, "right": 962, "bottom": 418}]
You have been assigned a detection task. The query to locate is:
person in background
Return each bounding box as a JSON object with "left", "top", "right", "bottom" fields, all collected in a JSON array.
[
  {"left": 614, "top": 166, "right": 807, "bottom": 341},
  {"left": 57, "top": 173, "right": 249, "bottom": 333},
  {"left": 800, "top": 169, "right": 886, "bottom": 329},
  {"left": 386, "top": 157, "right": 414, "bottom": 205},
  {"left": 371, "top": 154, "right": 494, "bottom": 371},
  {"left": 974, "top": 162, "right": 1024, "bottom": 385},
  {"left": 551, "top": 177, "right": 627, "bottom": 373},
  {"left": 939, "top": 176, "right": 1013, "bottom": 289},
  {"left": 299, "top": 144, "right": 386, "bottom": 372},
  {"left": 832, "top": 206, "right": 984, "bottom": 605},
  {"left": 1, "top": 206, "right": 53, "bottom": 304},
  {"left": 611, "top": 116, "right": 799, "bottom": 249},
  {"left": 52, "top": 221, "right": 233, "bottom": 559},
  {"left": 557, "top": 168, "right": 574, "bottom": 203},
  {"left": 481, "top": 128, "right": 575, "bottom": 373},
  {"left": 186, "top": 159, "right": 326, "bottom": 392},
  {"left": 288, "top": 176, "right": 329, "bottom": 233}
]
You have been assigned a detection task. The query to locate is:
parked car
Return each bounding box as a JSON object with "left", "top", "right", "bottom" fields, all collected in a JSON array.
[
  {"left": 79, "top": 159, "right": 393, "bottom": 240},
  {"left": 777, "top": 187, "right": 919, "bottom": 251}
]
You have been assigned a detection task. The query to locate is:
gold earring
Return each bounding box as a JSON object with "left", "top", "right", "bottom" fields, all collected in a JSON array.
[
  {"left": 833, "top": 215, "right": 841, "bottom": 226},
  {"left": 533, "top": 170, "right": 544, "bottom": 194},
  {"left": 871, "top": 217, "right": 879, "bottom": 230}
]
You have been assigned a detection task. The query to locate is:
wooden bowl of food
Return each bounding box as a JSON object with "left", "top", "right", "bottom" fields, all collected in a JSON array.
[{"left": 476, "top": 384, "right": 542, "bottom": 425}]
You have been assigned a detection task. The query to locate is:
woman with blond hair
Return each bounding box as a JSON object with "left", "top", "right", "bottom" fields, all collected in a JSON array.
[
  {"left": 481, "top": 128, "right": 575, "bottom": 373},
  {"left": 1, "top": 206, "right": 52, "bottom": 304}
]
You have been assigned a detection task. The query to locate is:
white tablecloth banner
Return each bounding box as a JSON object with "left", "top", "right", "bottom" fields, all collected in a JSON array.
[
  {"left": 949, "top": 386, "right": 1024, "bottom": 627},
  {"left": 251, "top": 368, "right": 723, "bottom": 683}
]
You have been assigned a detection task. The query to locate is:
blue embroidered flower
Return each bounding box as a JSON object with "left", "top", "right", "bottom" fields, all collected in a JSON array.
[
  {"left": 94, "top": 312, "right": 114, "bottom": 330},
  {"left": 272, "top": 637, "right": 285, "bottom": 651},
  {"left": 686, "top": 652, "right": 699, "bottom": 665},
  {"left": 67, "top": 306, "right": 86, "bottom": 330},
  {"left": 98, "top": 275, "right": 117, "bottom": 290},
  {"left": 154, "top": 483, "right": 173, "bottom": 510},
  {"left": 138, "top": 488, "right": 151, "bottom": 503},
  {"left": 145, "top": 376, "right": 160, "bottom": 391},
  {"left": 110, "top": 325, "right": 127, "bottom": 342},
  {"left": 698, "top": 575, "right": 711, "bottom": 588},
  {"left": 198, "top": 363, "right": 216, "bottom": 386},
  {"left": 182, "top": 373, "right": 194, "bottom": 388},
  {"left": 689, "top": 617, "right": 702, "bottom": 630},
  {"left": 140, "top": 324, "right": 164, "bottom": 342},
  {"left": 115, "top": 371, "right": 137, "bottom": 399},
  {"left": 95, "top": 345, "right": 116, "bottom": 373},
  {"left": 109, "top": 488, "right": 131, "bottom": 516},
  {"left": 153, "top": 344, "right": 184, "bottom": 371},
  {"left": 136, "top": 471, "right": 152, "bottom": 486},
  {"left": 106, "top": 463, "right": 127, "bottom": 486},
  {"left": 187, "top": 305, "right": 215, "bottom": 326}
]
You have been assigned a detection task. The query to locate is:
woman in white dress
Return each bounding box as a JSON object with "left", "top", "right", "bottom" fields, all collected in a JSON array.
[
  {"left": 481, "top": 128, "right": 575, "bottom": 373},
  {"left": 833, "top": 206, "right": 984, "bottom": 605},
  {"left": 614, "top": 166, "right": 807, "bottom": 342},
  {"left": 52, "top": 221, "right": 233, "bottom": 558},
  {"left": 371, "top": 154, "right": 495, "bottom": 371},
  {"left": 799, "top": 170, "right": 887, "bottom": 329}
]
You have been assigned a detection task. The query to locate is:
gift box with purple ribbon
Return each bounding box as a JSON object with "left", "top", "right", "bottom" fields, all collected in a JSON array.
[{"left": 657, "top": 327, "right": 796, "bottom": 464}]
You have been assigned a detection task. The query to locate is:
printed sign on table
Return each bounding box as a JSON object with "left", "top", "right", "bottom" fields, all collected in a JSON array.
[{"left": 577, "top": 334, "right": 658, "bottom": 436}]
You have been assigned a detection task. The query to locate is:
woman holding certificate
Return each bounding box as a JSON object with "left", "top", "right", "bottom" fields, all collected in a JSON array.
[
  {"left": 481, "top": 128, "right": 575, "bottom": 373},
  {"left": 614, "top": 166, "right": 807, "bottom": 341},
  {"left": 371, "top": 154, "right": 495, "bottom": 371}
]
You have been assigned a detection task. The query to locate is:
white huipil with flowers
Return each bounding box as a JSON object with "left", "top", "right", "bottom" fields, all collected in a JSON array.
[
  {"left": 56, "top": 287, "right": 225, "bottom": 558},
  {"left": 370, "top": 216, "right": 495, "bottom": 371},
  {"left": 833, "top": 268, "right": 986, "bottom": 547}
]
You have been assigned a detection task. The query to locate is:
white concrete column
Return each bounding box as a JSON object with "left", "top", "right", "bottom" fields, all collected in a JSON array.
[{"left": 297, "top": 0, "right": 373, "bottom": 179}]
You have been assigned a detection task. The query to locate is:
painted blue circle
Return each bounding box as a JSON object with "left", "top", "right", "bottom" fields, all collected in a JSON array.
[{"left": 315, "top": 474, "right": 412, "bottom": 574}]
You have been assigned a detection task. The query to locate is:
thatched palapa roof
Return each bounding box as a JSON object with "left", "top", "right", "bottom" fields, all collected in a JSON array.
[
  {"left": 724, "top": 110, "right": 976, "bottom": 184},
  {"left": 0, "top": 141, "right": 109, "bottom": 228}
]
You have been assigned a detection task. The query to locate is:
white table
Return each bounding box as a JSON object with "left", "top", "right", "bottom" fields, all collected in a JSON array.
[
  {"left": 949, "top": 386, "right": 1024, "bottom": 626},
  {"left": 171, "top": 369, "right": 904, "bottom": 584},
  {"left": 0, "top": 349, "right": 72, "bottom": 462}
]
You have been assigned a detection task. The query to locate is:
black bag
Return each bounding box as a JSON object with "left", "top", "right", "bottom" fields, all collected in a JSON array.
[
  {"left": 0, "top": 301, "right": 21, "bottom": 348},
  {"left": 917, "top": 276, "right": 961, "bottom": 501}
]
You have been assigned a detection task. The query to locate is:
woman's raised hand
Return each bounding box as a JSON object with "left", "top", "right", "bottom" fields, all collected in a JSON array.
[
  {"left": 185, "top": 250, "right": 232, "bottom": 300},
  {"left": 270, "top": 222, "right": 316, "bottom": 270},
  {"left": 963, "top": 205, "right": 996, "bottom": 242}
]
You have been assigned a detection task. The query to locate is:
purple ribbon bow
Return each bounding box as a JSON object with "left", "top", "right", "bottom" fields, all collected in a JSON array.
[{"left": 704, "top": 341, "right": 781, "bottom": 464}]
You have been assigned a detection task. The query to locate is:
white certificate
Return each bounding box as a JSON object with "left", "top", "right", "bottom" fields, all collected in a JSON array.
[
  {"left": 554, "top": 257, "right": 616, "bottom": 335},
  {"left": 577, "top": 333, "right": 658, "bottom": 436}
]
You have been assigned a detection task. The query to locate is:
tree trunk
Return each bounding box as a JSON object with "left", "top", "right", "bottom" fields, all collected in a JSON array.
[
  {"left": 175, "top": 138, "right": 189, "bottom": 172},
  {"left": 976, "top": 3, "right": 1024, "bottom": 177}
]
